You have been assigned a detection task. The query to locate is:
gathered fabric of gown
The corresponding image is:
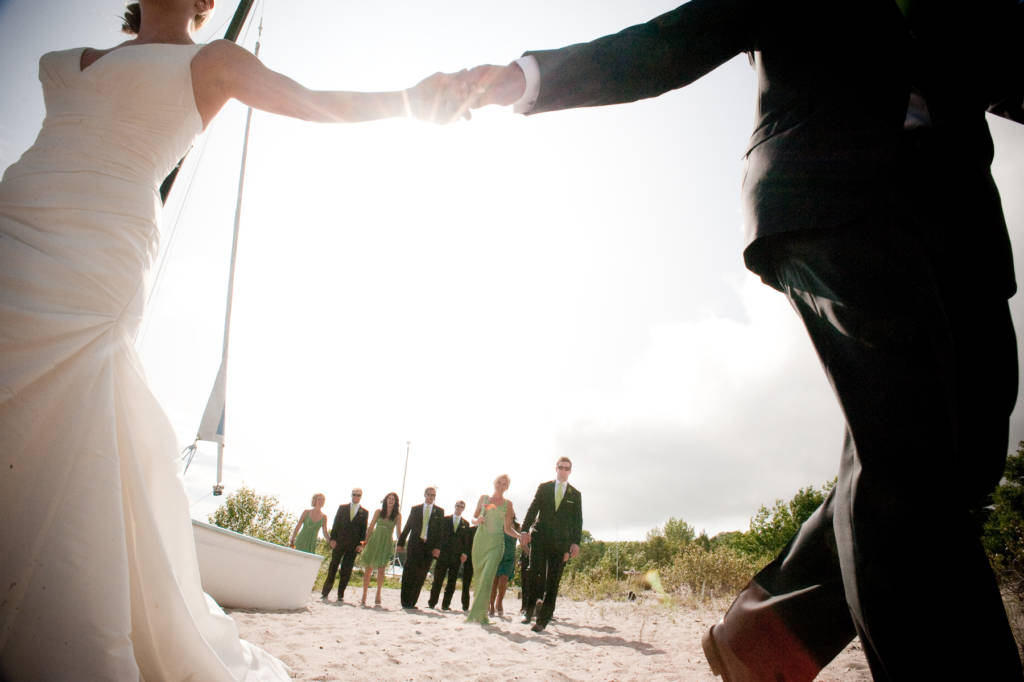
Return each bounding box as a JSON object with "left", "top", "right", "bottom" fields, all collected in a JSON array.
[
  {"left": 294, "top": 514, "right": 324, "bottom": 554},
  {"left": 465, "top": 497, "right": 506, "bottom": 624},
  {"left": 0, "top": 44, "right": 289, "bottom": 681},
  {"left": 358, "top": 518, "right": 396, "bottom": 569}
]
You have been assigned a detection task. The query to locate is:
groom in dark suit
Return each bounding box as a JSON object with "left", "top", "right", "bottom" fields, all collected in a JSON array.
[
  {"left": 458, "top": 1, "right": 1023, "bottom": 678},
  {"left": 427, "top": 499, "right": 472, "bottom": 610},
  {"left": 320, "top": 488, "right": 368, "bottom": 603},
  {"left": 397, "top": 486, "right": 445, "bottom": 609},
  {"left": 520, "top": 457, "right": 582, "bottom": 632}
]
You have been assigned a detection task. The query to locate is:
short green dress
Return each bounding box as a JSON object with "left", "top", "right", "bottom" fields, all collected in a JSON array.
[
  {"left": 466, "top": 497, "right": 507, "bottom": 624},
  {"left": 358, "top": 517, "right": 396, "bottom": 569},
  {"left": 294, "top": 514, "right": 323, "bottom": 554}
]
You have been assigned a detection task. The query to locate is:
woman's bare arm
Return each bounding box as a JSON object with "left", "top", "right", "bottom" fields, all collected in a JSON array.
[{"left": 191, "top": 40, "right": 467, "bottom": 128}]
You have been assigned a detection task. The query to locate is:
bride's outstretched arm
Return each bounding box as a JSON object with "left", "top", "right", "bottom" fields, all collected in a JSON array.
[{"left": 191, "top": 40, "right": 469, "bottom": 126}]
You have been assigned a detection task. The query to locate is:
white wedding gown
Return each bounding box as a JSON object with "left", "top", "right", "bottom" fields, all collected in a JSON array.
[{"left": 0, "top": 44, "right": 289, "bottom": 680}]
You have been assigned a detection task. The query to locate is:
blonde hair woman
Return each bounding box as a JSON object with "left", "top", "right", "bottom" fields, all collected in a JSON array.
[
  {"left": 290, "top": 493, "right": 330, "bottom": 552},
  {"left": 465, "top": 474, "right": 520, "bottom": 624}
]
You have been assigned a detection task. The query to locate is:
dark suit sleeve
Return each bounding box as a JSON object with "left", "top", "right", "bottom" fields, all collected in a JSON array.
[
  {"left": 358, "top": 509, "right": 368, "bottom": 542},
  {"left": 525, "top": 0, "right": 759, "bottom": 115},
  {"left": 523, "top": 484, "right": 544, "bottom": 534},
  {"left": 427, "top": 507, "right": 445, "bottom": 550},
  {"left": 398, "top": 507, "right": 416, "bottom": 546},
  {"left": 439, "top": 515, "right": 452, "bottom": 548},
  {"left": 571, "top": 489, "right": 583, "bottom": 547},
  {"left": 986, "top": 0, "right": 1024, "bottom": 125},
  {"left": 329, "top": 506, "right": 343, "bottom": 543}
]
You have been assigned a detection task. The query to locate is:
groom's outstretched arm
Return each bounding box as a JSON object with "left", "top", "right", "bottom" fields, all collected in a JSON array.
[
  {"left": 460, "top": 0, "right": 757, "bottom": 116},
  {"left": 330, "top": 506, "right": 344, "bottom": 543},
  {"left": 522, "top": 484, "right": 544, "bottom": 536},
  {"left": 397, "top": 508, "right": 414, "bottom": 548}
]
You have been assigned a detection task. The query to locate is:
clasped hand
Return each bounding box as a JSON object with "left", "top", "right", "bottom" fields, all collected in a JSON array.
[{"left": 406, "top": 64, "right": 525, "bottom": 124}]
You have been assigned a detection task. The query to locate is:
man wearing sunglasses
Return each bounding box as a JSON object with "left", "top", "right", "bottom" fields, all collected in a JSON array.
[{"left": 321, "top": 488, "right": 368, "bottom": 604}]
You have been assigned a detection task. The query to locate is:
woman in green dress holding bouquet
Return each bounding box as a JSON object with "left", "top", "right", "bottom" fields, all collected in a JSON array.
[
  {"left": 358, "top": 492, "right": 402, "bottom": 606},
  {"left": 466, "top": 475, "right": 520, "bottom": 624}
]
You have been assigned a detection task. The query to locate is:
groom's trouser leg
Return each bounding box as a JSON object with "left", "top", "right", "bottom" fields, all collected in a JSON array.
[
  {"left": 440, "top": 561, "right": 460, "bottom": 608},
  {"left": 399, "top": 547, "right": 419, "bottom": 607},
  {"left": 428, "top": 557, "right": 452, "bottom": 607},
  {"left": 321, "top": 546, "right": 343, "bottom": 598},
  {"left": 336, "top": 548, "right": 357, "bottom": 599},
  {"left": 402, "top": 546, "right": 430, "bottom": 607},
  {"left": 460, "top": 561, "right": 473, "bottom": 610},
  {"left": 523, "top": 550, "right": 544, "bottom": 618},
  {"left": 413, "top": 556, "right": 433, "bottom": 603},
  {"left": 711, "top": 488, "right": 855, "bottom": 681},
  {"left": 716, "top": 214, "right": 1020, "bottom": 680},
  {"left": 535, "top": 546, "right": 566, "bottom": 626}
]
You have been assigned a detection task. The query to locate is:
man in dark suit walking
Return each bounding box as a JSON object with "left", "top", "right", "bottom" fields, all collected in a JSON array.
[
  {"left": 457, "top": 1, "right": 1023, "bottom": 678},
  {"left": 458, "top": 524, "right": 477, "bottom": 612},
  {"left": 520, "top": 457, "right": 582, "bottom": 632},
  {"left": 397, "top": 486, "right": 445, "bottom": 609},
  {"left": 427, "top": 499, "right": 472, "bottom": 610},
  {"left": 320, "top": 488, "right": 368, "bottom": 603}
]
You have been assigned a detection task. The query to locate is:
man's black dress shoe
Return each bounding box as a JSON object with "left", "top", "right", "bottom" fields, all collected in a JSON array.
[{"left": 531, "top": 622, "right": 546, "bottom": 632}]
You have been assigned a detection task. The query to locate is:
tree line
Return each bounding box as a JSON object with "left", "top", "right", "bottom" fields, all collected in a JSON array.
[{"left": 209, "top": 441, "right": 1024, "bottom": 602}]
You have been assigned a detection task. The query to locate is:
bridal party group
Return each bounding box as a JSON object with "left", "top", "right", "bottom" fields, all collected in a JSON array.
[{"left": 288, "top": 457, "right": 583, "bottom": 630}]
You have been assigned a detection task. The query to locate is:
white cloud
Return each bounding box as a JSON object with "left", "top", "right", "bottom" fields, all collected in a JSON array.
[{"left": 553, "top": 275, "right": 844, "bottom": 538}]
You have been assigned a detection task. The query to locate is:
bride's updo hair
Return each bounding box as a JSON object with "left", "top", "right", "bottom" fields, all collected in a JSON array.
[{"left": 121, "top": 2, "right": 213, "bottom": 36}]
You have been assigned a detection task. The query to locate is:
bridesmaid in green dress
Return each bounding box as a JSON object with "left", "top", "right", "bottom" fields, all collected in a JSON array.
[
  {"left": 289, "top": 493, "right": 330, "bottom": 553},
  {"left": 358, "top": 492, "right": 403, "bottom": 607},
  {"left": 466, "top": 475, "right": 520, "bottom": 625}
]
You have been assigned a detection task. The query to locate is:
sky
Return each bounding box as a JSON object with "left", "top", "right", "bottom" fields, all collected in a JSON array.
[{"left": 2, "top": 0, "right": 1024, "bottom": 542}]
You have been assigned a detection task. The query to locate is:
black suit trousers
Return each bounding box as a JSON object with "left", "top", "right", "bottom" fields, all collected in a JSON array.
[
  {"left": 526, "top": 538, "right": 566, "bottom": 627},
  {"left": 716, "top": 196, "right": 1022, "bottom": 680},
  {"left": 321, "top": 544, "right": 358, "bottom": 599},
  {"left": 400, "top": 540, "right": 433, "bottom": 608},
  {"left": 428, "top": 555, "right": 467, "bottom": 609}
]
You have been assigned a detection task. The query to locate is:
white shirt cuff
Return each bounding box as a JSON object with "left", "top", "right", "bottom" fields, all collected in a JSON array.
[{"left": 512, "top": 55, "right": 541, "bottom": 114}]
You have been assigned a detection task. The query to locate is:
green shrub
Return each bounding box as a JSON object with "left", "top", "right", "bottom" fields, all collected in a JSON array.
[
  {"left": 660, "top": 544, "right": 768, "bottom": 599},
  {"left": 207, "top": 485, "right": 295, "bottom": 546},
  {"left": 984, "top": 442, "right": 1024, "bottom": 597}
]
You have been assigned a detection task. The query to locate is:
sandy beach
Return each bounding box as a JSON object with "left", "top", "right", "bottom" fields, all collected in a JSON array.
[{"left": 227, "top": 588, "right": 871, "bottom": 681}]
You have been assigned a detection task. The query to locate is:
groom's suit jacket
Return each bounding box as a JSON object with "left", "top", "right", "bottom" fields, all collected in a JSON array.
[
  {"left": 437, "top": 515, "right": 471, "bottom": 563},
  {"left": 523, "top": 0, "right": 1022, "bottom": 295},
  {"left": 522, "top": 481, "right": 582, "bottom": 555},
  {"left": 398, "top": 503, "right": 446, "bottom": 554},
  {"left": 329, "top": 504, "right": 368, "bottom": 552}
]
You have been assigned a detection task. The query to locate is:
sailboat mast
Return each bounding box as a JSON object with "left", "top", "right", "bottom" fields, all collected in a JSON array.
[{"left": 213, "top": 17, "right": 263, "bottom": 495}]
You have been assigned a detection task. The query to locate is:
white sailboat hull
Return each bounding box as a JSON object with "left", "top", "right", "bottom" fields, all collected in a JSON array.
[{"left": 191, "top": 519, "right": 322, "bottom": 610}]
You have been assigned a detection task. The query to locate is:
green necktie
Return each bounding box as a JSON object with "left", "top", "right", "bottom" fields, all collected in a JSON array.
[
  {"left": 420, "top": 506, "right": 429, "bottom": 540},
  {"left": 555, "top": 483, "right": 565, "bottom": 510},
  {"left": 350, "top": 505, "right": 356, "bottom": 521}
]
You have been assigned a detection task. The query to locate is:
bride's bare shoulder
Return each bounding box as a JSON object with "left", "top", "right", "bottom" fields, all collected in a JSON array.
[
  {"left": 194, "top": 39, "right": 253, "bottom": 67},
  {"left": 78, "top": 41, "right": 134, "bottom": 70}
]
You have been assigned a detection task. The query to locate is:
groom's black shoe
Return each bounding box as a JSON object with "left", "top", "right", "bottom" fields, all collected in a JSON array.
[
  {"left": 531, "top": 621, "right": 547, "bottom": 633},
  {"left": 522, "top": 599, "right": 540, "bottom": 624}
]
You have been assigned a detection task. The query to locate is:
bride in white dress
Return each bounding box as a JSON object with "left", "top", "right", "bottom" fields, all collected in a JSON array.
[{"left": 0, "top": 1, "right": 466, "bottom": 679}]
